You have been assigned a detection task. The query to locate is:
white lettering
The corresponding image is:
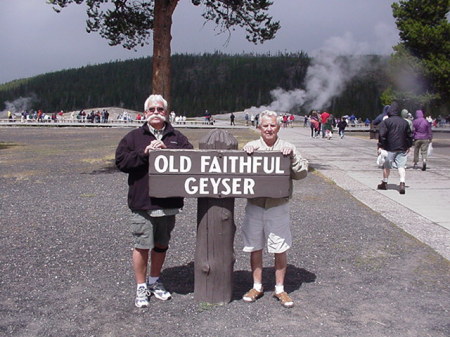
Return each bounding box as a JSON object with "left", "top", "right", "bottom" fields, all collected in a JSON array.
[
  {"left": 179, "top": 156, "right": 192, "bottom": 173},
  {"left": 168, "top": 155, "right": 178, "bottom": 172},
  {"left": 232, "top": 178, "right": 242, "bottom": 194},
  {"left": 210, "top": 177, "right": 221, "bottom": 194},
  {"left": 275, "top": 157, "right": 284, "bottom": 174},
  {"left": 200, "top": 156, "right": 210, "bottom": 173},
  {"left": 154, "top": 155, "right": 168, "bottom": 173},
  {"left": 221, "top": 178, "right": 231, "bottom": 195},
  {"left": 209, "top": 157, "right": 222, "bottom": 173},
  {"left": 253, "top": 156, "right": 262, "bottom": 174},
  {"left": 243, "top": 178, "right": 255, "bottom": 194},
  {"left": 228, "top": 156, "right": 239, "bottom": 173},
  {"left": 199, "top": 177, "right": 208, "bottom": 194},
  {"left": 183, "top": 177, "right": 256, "bottom": 196},
  {"left": 262, "top": 156, "right": 285, "bottom": 174},
  {"left": 222, "top": 156, "right": 227, "bottom": 173},
  {"left": 239, "top": 156, "right": 252, "bottom": 173},
  {"left": 185, "top": 177, "right": 198, "bottom": 194}
]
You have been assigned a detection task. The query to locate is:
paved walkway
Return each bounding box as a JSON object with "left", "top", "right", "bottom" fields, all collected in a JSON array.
[{"left": 276, "top": 126, "right": 450, "bottom": 260}]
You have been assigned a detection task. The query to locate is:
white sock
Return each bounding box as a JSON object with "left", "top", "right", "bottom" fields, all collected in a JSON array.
[
  {"left": 275, "top": 284, "right": 284, "bottom": 294},
  {"left": 137, "top": 283, "right": 147, "bottom": 290},
  {"left": 147, "top": 276, "right": 159, "bottom": 284},
  {"left": 383, "top": 178, "right": 388, "bottom": 183},
  {"left": 253, "top": 283, "right": 263, "bottom": 292}
]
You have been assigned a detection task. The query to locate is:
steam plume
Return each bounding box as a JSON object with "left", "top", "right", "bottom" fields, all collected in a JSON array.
[
  {"left": 2, "top": 95, "right": 36, "bottom": 114},
  {"left": 245, "top": 32, "right": 372, "bottom": 114}
]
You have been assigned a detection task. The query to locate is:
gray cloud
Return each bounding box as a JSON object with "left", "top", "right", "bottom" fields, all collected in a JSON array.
[{"left": 0, "top": 0, "right": 398, "bottom": 84}]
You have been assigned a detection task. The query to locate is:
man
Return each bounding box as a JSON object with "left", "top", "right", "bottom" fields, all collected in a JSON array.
[
  {"left": 337, "top": 117, "right": 348, "bottom": 139},
  {"left": 230, "top": 112, "right": 236, "bottom": 126},
  {"left": 372, "top": 105, "right": 390, "bottom": 126},
  {"left": 377, "top": 102, "right": 413, "bottom": 194},
  {"left": 115, "top": 94, "right": 193, "bottom": 308},
  {"left": 241, "top": 110, "right": 308, "bottom": 308},
  {"left": 320, "top": 111, "right": 330, "bottom": 138}
]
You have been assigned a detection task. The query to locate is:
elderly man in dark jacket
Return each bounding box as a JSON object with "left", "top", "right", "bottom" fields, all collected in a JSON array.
[
  {"left": 116, "top": 94, "right": 193, "bottom": 307},
  {"left": 377, "top": 102, "right": 413, "bottom": 194}
]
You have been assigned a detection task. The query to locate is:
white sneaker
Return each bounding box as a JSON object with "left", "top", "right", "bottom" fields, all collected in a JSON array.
[
  {"left": 135, "top": 286, "right": 150, "bottom": 308},
  {"left": 148, "top": 279, "right": 172, "bottom": 301}
]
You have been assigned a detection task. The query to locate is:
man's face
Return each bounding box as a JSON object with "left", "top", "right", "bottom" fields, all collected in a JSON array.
[
  {"left": 145, "top": 101, "right": 166, "bottom": 127},
  {"left": 258, "top": 115, "right": 280, "bottom": 145}
]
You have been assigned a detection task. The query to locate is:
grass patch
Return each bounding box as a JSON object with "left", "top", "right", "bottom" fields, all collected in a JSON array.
[
  {"left": 197, "top": 302, "right": 223, "bottom": 312},
  {"left": 81, "top": 154, "right": 115, "bottom": 164},
  {"left": 80, "top": 193, "right": 96, "bottom": 198},
  {"left": 0, "top": 142, "right": 21, "bottom": 150},
  {"left": 1, "top": 170, "right": 39, "bottom": 180}
]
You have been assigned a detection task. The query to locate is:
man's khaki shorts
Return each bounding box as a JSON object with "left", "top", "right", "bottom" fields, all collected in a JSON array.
[{"left": 130, "top": 211, "right": 175, "bottom": 250}]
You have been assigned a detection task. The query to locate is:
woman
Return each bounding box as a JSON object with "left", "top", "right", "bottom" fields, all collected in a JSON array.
[
  {"left": 309, "top": 111, "right": 320, "bottom": 138},
  {"left": 322, "top": 114, "right": 335, "bottom": 140},
  {"left": 412, "top": 110, "right": 432, "bottom": 171}
]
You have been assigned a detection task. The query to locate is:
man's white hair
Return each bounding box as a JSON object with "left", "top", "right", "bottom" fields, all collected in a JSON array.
[
  {"left": 260, "top": 110, "right": 278, "bottom": 119},
  {"left": 144, "top": 94, "right": 168, "bottom": 111},
  {"left": 259, "top": 110, "right": 280, "bottom": 125}
]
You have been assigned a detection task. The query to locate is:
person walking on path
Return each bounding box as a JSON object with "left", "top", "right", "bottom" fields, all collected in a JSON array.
[
  {"left": 230, "top": 112, "right": 236, "bottom": 126},
  {"left": 320, "top": 111, "right": 330, "bottom": 138},
  {"left": 373, "top": 105, "right": 390, "bottom": 126},
  {"left": 309, "top": 111, "right": 320, "bottom": 138},
  {"left": 115, "top": 94, "right": 193, "bottom": 308},
  {"left": 337, "top": 118, "right": 348, "bottom": 139},
  {"left": 322, "top": 113, "right": 335, "bottom": 140},
  {"left": 412, "top": 109, "right": 432, "bottom": 171},
  {"left": 241, "top": 110, "right": 309, "bottom": 308},
  {"left": 401, "top": 109, "right": 414, "bottom": 132},
  {"left": 377, "top": 102, "right": 413, "bottom": 194}
]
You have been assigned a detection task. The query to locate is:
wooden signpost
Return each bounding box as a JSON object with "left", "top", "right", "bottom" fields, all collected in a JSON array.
[{"left": 148, "top": 130, "right": 291, "bottom": 304}]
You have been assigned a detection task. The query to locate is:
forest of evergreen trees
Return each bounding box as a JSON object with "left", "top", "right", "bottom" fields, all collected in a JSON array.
[{"left": 0, "top": 52, "right": 390, "bottom": 119}]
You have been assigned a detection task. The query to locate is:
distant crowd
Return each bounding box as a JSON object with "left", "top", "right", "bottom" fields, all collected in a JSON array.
[{"left": 3, "top": 108, "right": 450, "bottom": 130}]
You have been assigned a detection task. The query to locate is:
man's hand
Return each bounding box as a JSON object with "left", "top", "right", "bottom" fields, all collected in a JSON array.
[
  {"left": 243, "top": 145, "right": 258, "bottom": 154},
  {"left": 144, "top": 140, "right": 167, "bottom": 154},
  {"left": 281, "top": 147, "right": 294, "bottom": 157}
]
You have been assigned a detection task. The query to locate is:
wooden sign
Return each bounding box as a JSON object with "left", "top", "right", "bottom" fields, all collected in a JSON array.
[{"left": 148, "top": 150, "right": 291, "bottom": 198}]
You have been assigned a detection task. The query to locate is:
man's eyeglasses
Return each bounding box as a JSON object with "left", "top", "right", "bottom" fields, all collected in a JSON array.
[{"left": 147, "top": 107, "right": 165, "bottom": 113}]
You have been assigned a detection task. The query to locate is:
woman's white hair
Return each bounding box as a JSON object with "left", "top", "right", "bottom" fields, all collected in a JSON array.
[{"left": 144, "top": 94, "right": 168, "bottom": 111}]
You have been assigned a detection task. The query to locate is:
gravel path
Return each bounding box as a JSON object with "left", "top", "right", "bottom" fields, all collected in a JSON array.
[{"left": 1, "top": 127, "right": 449, "bottom": 337}]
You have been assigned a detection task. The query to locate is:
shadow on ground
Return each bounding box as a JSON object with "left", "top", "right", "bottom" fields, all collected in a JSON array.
[{"left": 163, "top": 262, "right": 316, "bottom": 302}]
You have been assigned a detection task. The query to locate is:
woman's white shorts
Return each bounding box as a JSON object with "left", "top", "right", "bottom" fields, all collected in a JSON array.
[{"left": 242, "top": 202, "right": 292, "bottom": 254}]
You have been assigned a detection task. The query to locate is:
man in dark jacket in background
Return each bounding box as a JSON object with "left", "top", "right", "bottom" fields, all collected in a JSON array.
[
  {"left": 377, "top": 102, "right": 413, "bottom": 194},
  {"left": 373, "top": 105, "right": 390, "bottom": 126},
  {"left": 116, "top": 94, "right": 193, "bottom": 307}
]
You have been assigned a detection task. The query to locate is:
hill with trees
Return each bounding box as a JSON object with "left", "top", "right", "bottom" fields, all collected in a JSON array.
[{"left": 0, "top": 52, "right": 390, "bottom": 119}]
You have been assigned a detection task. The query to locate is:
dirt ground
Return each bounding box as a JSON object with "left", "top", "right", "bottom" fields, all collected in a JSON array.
[{"left": 0, "top": 127, "right": 449, "bottom": 337}]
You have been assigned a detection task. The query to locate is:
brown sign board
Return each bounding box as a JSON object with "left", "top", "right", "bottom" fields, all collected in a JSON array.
[{"left": 148, "top": 150, "right": 291, "bottom": 198}]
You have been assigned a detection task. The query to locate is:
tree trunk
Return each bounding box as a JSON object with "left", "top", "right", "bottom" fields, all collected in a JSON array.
[{"left": 152, "top": 0, "right": 178, "bottom": 106}]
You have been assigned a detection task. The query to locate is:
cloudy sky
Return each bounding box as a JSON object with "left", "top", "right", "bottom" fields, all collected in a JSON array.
[{"left": 0, "top": 0, "right": 399, "bottom": 84}]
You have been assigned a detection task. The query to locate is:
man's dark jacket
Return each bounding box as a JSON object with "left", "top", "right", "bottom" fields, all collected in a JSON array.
[
  {"left": 378, "top": 104, "right": 413, "bottom": 152},
  {"left": 115, "top": 122, "right": 193, "bottom": 211}
]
